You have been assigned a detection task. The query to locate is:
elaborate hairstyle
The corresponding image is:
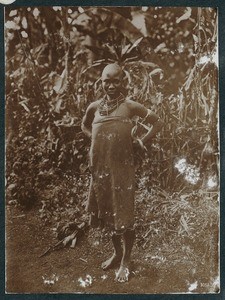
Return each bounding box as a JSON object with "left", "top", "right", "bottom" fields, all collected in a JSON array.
[{"left": 101, "top": 63, "right": 126, "bottom": 79}]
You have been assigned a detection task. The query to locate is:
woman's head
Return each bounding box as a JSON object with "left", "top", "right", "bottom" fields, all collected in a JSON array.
[{"left": 101, "top": 63, "right": 126, "bottom": 99}]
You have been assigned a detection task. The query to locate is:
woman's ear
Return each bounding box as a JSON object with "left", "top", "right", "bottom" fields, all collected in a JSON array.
[{"left": 120, "top": 79, "right": 129, "bottom": 96}]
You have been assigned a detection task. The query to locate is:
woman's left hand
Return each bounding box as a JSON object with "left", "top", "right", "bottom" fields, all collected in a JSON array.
[{"left": 132, "top": 138, "right": 147, "bottom": 152}]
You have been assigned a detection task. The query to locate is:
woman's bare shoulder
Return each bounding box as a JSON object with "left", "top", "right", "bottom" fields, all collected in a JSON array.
[
  {"left": 86, "top": 100, "right": 101, "bottom": 112},
  {"left": 124, "top": 98, "right": 138, "bottom": 108},
  {"left": 125, "top": 97, "right": 145, "bottom": 110},
  {"left": 124, "top": 97, "right": 147, "bottom": 118}
]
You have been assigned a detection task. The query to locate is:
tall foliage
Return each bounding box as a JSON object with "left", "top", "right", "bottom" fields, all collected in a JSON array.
[{"left": 5, "top": 6, "right": 218, "bottom": 208}]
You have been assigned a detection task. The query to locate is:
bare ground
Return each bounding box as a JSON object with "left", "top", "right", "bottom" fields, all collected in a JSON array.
[{"left": 6, "top": 205, "right": 219, "bottom": 294}]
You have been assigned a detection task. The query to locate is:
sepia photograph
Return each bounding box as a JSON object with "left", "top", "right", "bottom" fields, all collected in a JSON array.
[{"left": 4, "top": 4, "right": 220, "bottom": 294}]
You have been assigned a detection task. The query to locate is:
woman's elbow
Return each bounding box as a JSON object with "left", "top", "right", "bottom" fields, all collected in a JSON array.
[{"left": 81, "top": 123, "right": 92, "bottom": 138}]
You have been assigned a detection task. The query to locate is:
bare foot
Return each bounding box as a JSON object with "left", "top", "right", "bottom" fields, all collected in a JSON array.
[
  {"left": 101, "top": 254, "right": 121, "bottom": 270},
  {"left": 115, "top": 265, "right": 130, "bottom": 282}
]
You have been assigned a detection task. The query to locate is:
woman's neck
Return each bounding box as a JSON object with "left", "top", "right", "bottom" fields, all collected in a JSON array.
[{"left": 106, "top": 93, "right": 122, "bottom": 102}]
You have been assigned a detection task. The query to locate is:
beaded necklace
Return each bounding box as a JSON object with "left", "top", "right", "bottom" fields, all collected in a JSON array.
[{"left": 99, "top": 93, "right": 125, "bottom": 116}]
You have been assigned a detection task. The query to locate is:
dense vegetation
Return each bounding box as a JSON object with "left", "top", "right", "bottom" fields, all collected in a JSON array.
[{"left": 5, "top": 6, "right": 219, "bottom": 278}]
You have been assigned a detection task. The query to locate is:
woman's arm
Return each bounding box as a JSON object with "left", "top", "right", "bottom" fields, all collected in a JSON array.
[
  {"left": 81, "top": 102, "right": 98, "bottom": 138},
  {"left": 141, "top": 109, "right": 164, "bottom": 144},
  {"left": 129, "top": 100, "right": 164, "bottom": 147}
]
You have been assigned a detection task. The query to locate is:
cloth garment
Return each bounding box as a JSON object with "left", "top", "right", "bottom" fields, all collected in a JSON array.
[{"left": 87, "top": 116, "right": 135, "bottom": 231}]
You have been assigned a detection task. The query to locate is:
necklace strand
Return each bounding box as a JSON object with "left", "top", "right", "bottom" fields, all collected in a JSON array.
[{"left": 99, "top": 94, "right": 125, "bottom": 116}]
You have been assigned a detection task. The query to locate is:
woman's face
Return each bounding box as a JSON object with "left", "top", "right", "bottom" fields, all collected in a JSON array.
[{"left": 101, "top": 64, "right": 124, "bottom": 99}]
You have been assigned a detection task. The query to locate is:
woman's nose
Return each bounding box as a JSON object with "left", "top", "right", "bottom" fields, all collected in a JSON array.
[{"left": 109, "top": 83, "right": 114, "bottom": 88}]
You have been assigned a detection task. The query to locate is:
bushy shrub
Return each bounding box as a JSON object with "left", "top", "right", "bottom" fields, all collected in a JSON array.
[{"left": 5, "top": 6, "right": 218, "bottom": 211}]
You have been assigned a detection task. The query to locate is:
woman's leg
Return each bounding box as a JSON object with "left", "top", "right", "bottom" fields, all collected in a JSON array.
[
  {"left": 115, "top": 229, "right": 135, "bottom": 282},
  {"left": 101, "top": 233, "right": 123, "bottom": 270}
]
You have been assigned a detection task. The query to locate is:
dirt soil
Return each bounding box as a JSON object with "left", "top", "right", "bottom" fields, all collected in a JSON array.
[{"left": 6, "top": 205, "right": 219, "bottom": 294}]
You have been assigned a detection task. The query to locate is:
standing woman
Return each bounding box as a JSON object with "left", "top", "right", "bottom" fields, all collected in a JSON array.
[{"left": 81, "top": 63, "right": 163, "bottom": 282}]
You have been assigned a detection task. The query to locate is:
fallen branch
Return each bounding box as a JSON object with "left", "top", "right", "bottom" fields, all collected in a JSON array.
[
  {"left": 39, "top": 238, "right": 65, "bottom": 258},
  {"left": 39, "top": 222, "right": 87, "bottom": 258}
]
